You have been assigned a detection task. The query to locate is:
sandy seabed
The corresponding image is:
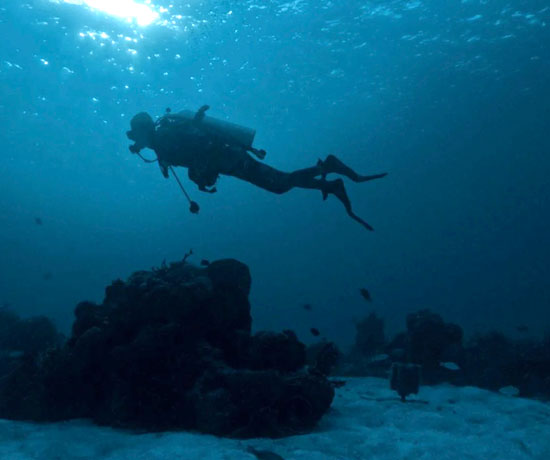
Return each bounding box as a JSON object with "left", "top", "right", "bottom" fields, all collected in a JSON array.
[{"left": 1, "top": 377, "right": 549, "bottom": 460}]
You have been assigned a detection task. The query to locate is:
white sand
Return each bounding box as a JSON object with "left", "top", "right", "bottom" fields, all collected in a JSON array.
[{"left": 1, "top": 377, "right": 549, "bottom": 460}]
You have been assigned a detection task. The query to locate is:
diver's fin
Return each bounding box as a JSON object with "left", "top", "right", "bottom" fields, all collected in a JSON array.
[
  {"left": 347, "top": 210, "right": 374, "bottom": 231},
  {"left": 356, "top": 172, "right": 388, "bottom": 182},
  {"left": 321, "top": 154, "right": 387, "bottom": 184},
  {"left": 329, "top": 178, "right": 374, "bottom": 231}
]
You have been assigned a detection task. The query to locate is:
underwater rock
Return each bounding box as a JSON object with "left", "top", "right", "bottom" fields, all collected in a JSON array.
[
  {"left": 462, "top": 332, "right": 550, "bottom": 399},
  {"left": 353, "top": 312, "right": 385, "bottom": 357},
  {"left": 344, "top": 310, "right": 464, "bottom": 383},
  {"left": 0, "top": 308, "right": 62, "bottom": 356},
  {"left": 247, "top": 330, "right": 306, "bottom": 373},
  {"left": 462, "top": 332, "right": 514, "bottom": 391},
  {"left": 337, "top": 313, "right": 389, "bottom": 377},
  {"left": 403, "top": 309, "right": 464, "bottom": 384},
  {"left": 306, "top": 340, "right": 342, "bottom": 376},
  {"left": 343, "top": 309, "right": 550, "bottom": 400},
  {"left": 0, "top": 257, "right": 334, "bottom": 437},
  {"left": 191, "top": 366, "right": 334, "bottom": 438}
]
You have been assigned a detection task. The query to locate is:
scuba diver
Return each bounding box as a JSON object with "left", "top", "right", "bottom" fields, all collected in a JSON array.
[{"left": 126, "top": 105, "right": 387, "bottom": 230}]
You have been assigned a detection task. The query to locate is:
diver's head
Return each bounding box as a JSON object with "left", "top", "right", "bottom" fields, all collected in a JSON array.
[{"left": 127, "top": 112, "right": 155, "bottom": 151}]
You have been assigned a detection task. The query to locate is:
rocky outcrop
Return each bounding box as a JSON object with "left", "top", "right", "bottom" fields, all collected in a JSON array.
[{"left": 0, "top": 258, "right": 334, "bottom": 437}]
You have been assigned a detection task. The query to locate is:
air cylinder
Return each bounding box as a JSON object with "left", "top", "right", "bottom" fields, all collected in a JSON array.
[{"left": 177, "top": 110, "right": 256, "bottom": 149}]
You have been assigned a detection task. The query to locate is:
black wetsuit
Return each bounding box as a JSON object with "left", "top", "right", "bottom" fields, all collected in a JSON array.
[{"left": 152, "top": 116, "right": 326, "bottom": 195}]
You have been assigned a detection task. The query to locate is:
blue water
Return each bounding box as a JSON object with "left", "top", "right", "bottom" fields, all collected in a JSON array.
[{"left": 0, "top": 0, "right": 549, "bottom": 346}]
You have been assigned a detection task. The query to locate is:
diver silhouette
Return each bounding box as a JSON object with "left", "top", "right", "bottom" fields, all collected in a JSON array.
[{"left": 126, "top": 105, "right": 387, "bottom": 230}]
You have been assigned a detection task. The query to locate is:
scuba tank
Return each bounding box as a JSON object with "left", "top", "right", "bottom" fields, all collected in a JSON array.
[
  {"left": 158, "top": 107, "right": 256, "bottom": 150},
  {"left": 177, "top": 109, "right": 256, "bottom": 150}
]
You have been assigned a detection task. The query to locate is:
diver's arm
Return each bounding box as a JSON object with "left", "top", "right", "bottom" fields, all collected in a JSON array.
[{"left": 188, "top": 166, "right": 217, "bottom": 193}]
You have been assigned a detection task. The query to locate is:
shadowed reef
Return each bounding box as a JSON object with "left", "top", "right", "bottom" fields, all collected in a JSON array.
[{"left": 0, "top": 258, "right": 334, "bottom": 438}]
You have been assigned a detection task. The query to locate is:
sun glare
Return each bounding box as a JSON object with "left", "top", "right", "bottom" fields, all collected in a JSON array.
[{"left": 61, "top": 0, "right": 160, "bottom": 26}]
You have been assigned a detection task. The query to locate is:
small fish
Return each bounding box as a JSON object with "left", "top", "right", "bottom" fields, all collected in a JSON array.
[
  {"left": 247, "top": 446, "right": 285, "bottom": 460},
  {"left": 35, "top": 217, "right": 43, "bottom": 225},
  {"left": 302, "top": 303, "right": 312, "bottom": 311},
  {"left": 310, "top": 327, "right": 320, "bottom": 337},
  {"left": 440, "top": 362, "right": 460, "bottom": 371},
  {"left": 359, "top": 288, "right": 372, "bottom": 302},
  {"left": 499, "top": 386, "right": 520, "bottom": 397},
  {"left": 200, "top": 259, "right": 210, "bottom": 266},
  {"left": 42, "top": 272, "right": 53, "bottom": 281},
  {"left": 516, "top": 325, "right": 529, "bottom": 333}
]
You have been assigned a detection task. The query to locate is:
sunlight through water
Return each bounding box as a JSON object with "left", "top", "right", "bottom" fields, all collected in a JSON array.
[{"left": 56, "top": 0, "right": 160, "bottom": 26}]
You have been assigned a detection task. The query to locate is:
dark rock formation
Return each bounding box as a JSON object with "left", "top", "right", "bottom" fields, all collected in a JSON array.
[
  {"left": 306, "top": 340, "right": 342, "bottom": 376},
  {"left": 344, "top": 309, "right": 550, "bottom": 401},
  {"left": 0, "top": 258, "right": 334, "bottom": 437},
  {"left": 403, "top": 309, "right": 464, "bottom": 384},
  {"left": 462, "top": 332, "right": 516, "bottom": 391},
  {"left": 247, "top": 330, "right": 306, "bottom": 373},
  {"left": 0, "top": 307, "right": 63, "bottom": 380},
  {"left": 0, "top": 308, "right": 62, "bottom": 355},
  {"left": 462, "top": 332, "right": 550, "bottom": 399},
  {"left": 336, "top": 312, "right": 389, "bottom": 377},
  {"left": 352, "top": 312, "right": 385, "bottom": 357},
  {"left": 346, "top": 309, "right": 466, "bottom": 384}
]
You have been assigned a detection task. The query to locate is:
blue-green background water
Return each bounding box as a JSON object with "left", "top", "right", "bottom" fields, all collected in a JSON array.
[{"left": 0, "top": 0, "right": 548, "bottom": 346}]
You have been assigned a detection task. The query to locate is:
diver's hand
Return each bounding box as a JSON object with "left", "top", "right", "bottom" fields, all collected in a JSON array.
[
  {"left": 129, "top": 143, "right": 141, "bottom": 154},
  {"left": 199, "top": 184, "right": 217, "bottom": 193},
  {"left": 250, "top": 147, "right": 266, "bottom": 160}
]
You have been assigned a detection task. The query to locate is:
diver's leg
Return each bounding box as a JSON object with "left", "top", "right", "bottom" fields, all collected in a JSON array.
[
  {"left": 227, "top": 155, "right": 325, "bottom": 194},
  {"left": 225, "top": 156, "right": 374, "bottom": 230},
  {"left": 287, "top": 165, "right": 324, "bottom": 187},
  {"left": 320, "top": 154, "right": 388, "bottom": 183},
  {"left": 227, "top": 156, "right": 295, "bottom": 193}
]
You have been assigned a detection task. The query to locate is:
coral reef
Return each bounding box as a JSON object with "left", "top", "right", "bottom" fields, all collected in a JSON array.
[
  {"left": 337, "top": 312, "right": 390, "bottom": 378},
  {"left": 345, "top": 309, "right": 550, "bottom": 400},
  {"left": 401, "top": 309, "right": 464, "bottom": 384},
  {"left": 0, "top": 307, "right": 63, "bottom": 378},
  {"left": 306, "top": 340, "right": 342, "bottom": 376},
  {"left": 462, "top": 332, "right": 550, "bottom": 398},
  {"left": 0, "top": 307, "right": 62, "bottom": 354},
  {"left": 352, "top": 313, "right": 385, "bottom": 357},
  {"left": 0, "top": 258, "right": 334, "bottom": 437}
]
